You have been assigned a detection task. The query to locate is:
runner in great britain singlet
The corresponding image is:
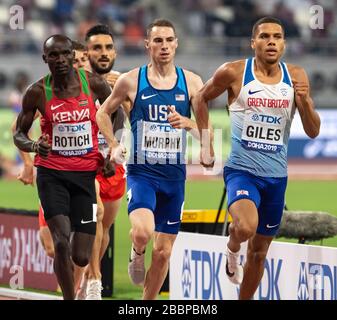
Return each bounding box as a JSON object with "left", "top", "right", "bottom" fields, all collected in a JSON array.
[
  {"left": 226, "top": 57, "right": 295, "bottom": 178},
  {"left": 225, "top": 57, "right": 295, "bottom": 236}
]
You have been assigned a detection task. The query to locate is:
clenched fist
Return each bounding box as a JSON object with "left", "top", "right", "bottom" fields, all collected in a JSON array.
[
  {"left": 32, "top": 134, "right": 51, "bottom": 159},
  {"left": 293, "top": 80, "right": 309, "bottom": 100},
  {"left": 103, "top": 72, "right": 120, "bottom": 88},
  {"left": 110, "top": 143, "right": 127, "bottom": 165}
]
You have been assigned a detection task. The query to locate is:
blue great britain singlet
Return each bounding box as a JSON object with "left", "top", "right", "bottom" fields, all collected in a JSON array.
[
  {"left": 226, "top": 57, "right": 296, "bottom": 177},
  {"left": 127, "top": 65, "right": 191, "bottom": 181}
]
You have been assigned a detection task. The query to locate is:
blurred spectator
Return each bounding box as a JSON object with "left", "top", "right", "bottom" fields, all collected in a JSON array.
[
  {"left": 273, "top": 1, "right": 300, "bottom": 37},
  {"left": 7, "top": 70, "right": 30, "bottom": 166},
  {"left": 310, "top": 72, "right": 326, "bottom": 92},
  {"left": 96, "top": 0, "right": 125, "bottom": 24},
  {"left": 123, "top": 20, "right": 144, "bottom": 54},
  {"left": 52, "top": 0, "right": 75, "bottom": 25},
  {"left": 76, "top": 13, "right": 98, "bottom": 41},
  {"left": 1, "top": 0, "right": 337, "bottom": 56},
  {"left": 8, "top": 71, "right": 30, "bottom": 114},
  {"left": 225, "top": 0, "right": 259, "bottom": 37}
]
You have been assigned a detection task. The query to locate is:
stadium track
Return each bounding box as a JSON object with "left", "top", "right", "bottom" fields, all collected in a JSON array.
[{"left": 186, "top": 160, "right": 337, "bottom": 181}]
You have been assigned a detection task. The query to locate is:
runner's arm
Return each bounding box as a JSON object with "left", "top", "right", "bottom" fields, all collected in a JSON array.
[
  {"left": 292, "top": 67, "right": 320, "bottom": 138},
  {"left": 89, "top": 73, "right": 112, "bottom": 105},
  {"left": 111, "top": 106, "right": 126, "bottom": 136},
  {"left": 194, "top": 62, "right": 236, "bottom": 136},
  {"left": 13, "top": 85, "right": 43, "bottom": 153},
  {"left": 96, "top": 73, "right": 131, "bottom": 149},
  {"left": 188, "top": 72, "right": 213, "bottom": 140}
]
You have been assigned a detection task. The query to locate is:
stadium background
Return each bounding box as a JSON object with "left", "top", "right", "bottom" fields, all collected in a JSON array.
[{"left": 0, "top": 0, "right": 337, "bottom": 300}]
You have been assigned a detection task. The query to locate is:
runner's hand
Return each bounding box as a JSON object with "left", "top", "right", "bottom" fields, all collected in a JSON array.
[
  {"left": 110, "top": 143, "right": 127, "bottom": 165},
  {"left": 167, "top": 105, "right": 189, "bottom": 129},
  {"left": 103, "top": 73, "right": 119, "bottom": 88},
  {"left": 200, "top": 144, "right": 215, "bottom": 168},
  {"left": 102, "top": 156, "right": 116, "bottom": 178},
  {"left": 17, "top": 164, "right": 34, "bottom": 186},
  {"left": 293, "top": 80, "right": 309, "bottom": 101},
  {"left": 32, "top": 134, "right": 51, "bottom": 159}
]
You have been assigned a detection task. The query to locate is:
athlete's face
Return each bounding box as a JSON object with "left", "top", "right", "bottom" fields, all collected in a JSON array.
[
  {"left": 145, "top": 26, "right": 178, "bottom": 65},
  {"left": 251, "top": 23, "right": 285, "bottom": 64},
  {"left": 73, "top": 50, "right": 90, "bottom": 70},
  {"left": 43, "top": 39, "right": 74, "bottom": 76},
  {"left": 87, "top": 34, "right": 116, "bottom": 75}
]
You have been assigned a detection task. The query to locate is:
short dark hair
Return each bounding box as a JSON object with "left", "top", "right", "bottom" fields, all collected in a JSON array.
[
  {"left": 252, "top": 17, "right": 285, "bottom": 38},
  {"left": 146, "top": 19, "right": 176, "bottom": 38},
  {"left": 71, "top": 40, "right": 87, "bottom": 51},
  {"left": 85, "top": 24, "right": 114, "bottom": 42}
]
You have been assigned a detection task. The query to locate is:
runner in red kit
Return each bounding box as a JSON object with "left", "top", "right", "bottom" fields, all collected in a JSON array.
[
  {"left": 11, "top": 45, "right": 95, "bottom": 262},
  {"left": 13, "top": 35, "right": 112, "bottom": 300}
]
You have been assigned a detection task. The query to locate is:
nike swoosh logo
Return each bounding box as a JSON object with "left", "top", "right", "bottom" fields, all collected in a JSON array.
[
  {"left": 266, "top": 223, "right": 279, "bottom": 229},
  {"left": 81, "top": 219, "right": 94, "bottom": 224},
  {"left": 167, "top": 220, "right": 180, "bottom": 225},
  {"left": 50, "top": 103, "right": 65, "bottom": 110},
  {"left": 248, "top": 89, "right": 264, "bottom": 95},
  {"left": 141, "top": 93, "right": 158, "bottom": 100}
]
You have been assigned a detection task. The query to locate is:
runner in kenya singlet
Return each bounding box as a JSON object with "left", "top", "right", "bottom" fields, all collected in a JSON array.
[{"left": 35, "top": 68, "right": 102, "bottom": 171}]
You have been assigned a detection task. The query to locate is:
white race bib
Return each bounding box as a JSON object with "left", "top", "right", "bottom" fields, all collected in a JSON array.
[
  {"left": 241, "top": 111, "right": 285, "bottom": 153},
  {"left": 141, "top": 121, "right": 182, "bottom": 153},
  {"left": 52, "top": 120, "right": 93, "bottom": 156}
]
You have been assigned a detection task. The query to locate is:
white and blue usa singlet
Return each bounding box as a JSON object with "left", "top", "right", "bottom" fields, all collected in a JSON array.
[
  {"left": 127, "top": 65, "right": 191, "bottom": 180},
  {"left": 226, "top": 57, "right": 296, "bottom": 177}
]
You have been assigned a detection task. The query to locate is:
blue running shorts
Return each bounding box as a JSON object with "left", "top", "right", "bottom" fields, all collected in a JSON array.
[
  {"left": 224, "top": 167, "right": 288, "bottom": 236},
  {"left": 127, "top": 175, "right": 185, "bottom": 234}
]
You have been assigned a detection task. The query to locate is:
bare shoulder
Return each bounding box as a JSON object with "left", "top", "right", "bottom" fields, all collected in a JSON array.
[
  {"left": 121, "top": 68, "right": 139, "bottom": 81},
  {"left": 182, "top": 69, "right": 203, "bottom": 83},
  {"left": 117, "top": 68, "right": 139, "bottom": 88},
  {"left": 287, "top": 63, "right": 308, "bottom": 80},
  {"left": 24, "top": 79, "right": 44, "bottom": 100},
  {"left": 182, "top": 69, "right": 204, "bottom": 98},
  {"left": 20, "top": 78, "right": 45, "bottom": 112},
  {"left": 215, "top": 59, "right": 245, "bottom": 79}
]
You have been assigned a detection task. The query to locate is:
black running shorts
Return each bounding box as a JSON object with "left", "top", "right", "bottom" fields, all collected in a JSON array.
[{"left": 36, "top": 166, "right": 97, "bottom": 235}]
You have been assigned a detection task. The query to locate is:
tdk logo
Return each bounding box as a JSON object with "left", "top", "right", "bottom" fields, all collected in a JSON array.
[
  {"left": 181, "top": 250, "right": 223, "bottom": 300},
  {"left": 181, "top": 250, "right": 192, "bottom": 298},
  {"left": 251, "top": 114, "right": 282, "bottom": 124},
  {"left": 149, "top": 123, "right": 177, "bottom": 132},
  {"left": 58, "top": 124, "right": 86, "bottom": 133},
  {"left": 297, "top": 262, "right": 337, "bottom": 300},
  {"left": 149, "top": 124, "right": 157, "bottom": 131},
  {"left": 258, "top": 258, "right": 282, "bottom": 300}
]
